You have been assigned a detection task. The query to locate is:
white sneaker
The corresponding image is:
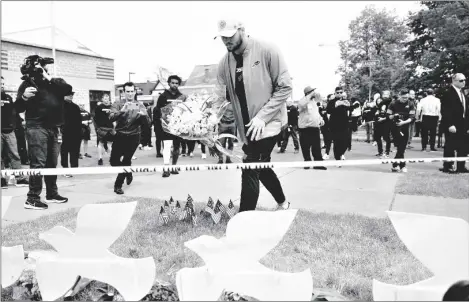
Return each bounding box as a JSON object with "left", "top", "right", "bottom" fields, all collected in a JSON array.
[
  {"left": 323, "top": 154, "right": 329, "bottom": 160},
  {"left": 372, "top": 142, "right": 377, "bottom": 146},
  {"left": 143, "top": 146, "right": 152, "bottom": 151},
  {"left": 275, "top": 201, "right": 290, "bottom": 211},
  {"left": 132, "top": 156, "right": 137, "bottom": 160},
  {"left": 138, "top": 144, "right": 143, "bottom": 150},
  {"left": 277, "top": 147, "right": 281, "bottom": 152},
  {"left": 202, "top": 153, "right": 207, "bottom": 159},
  {"left": 341, "top": 155, "right": 345, "bottom": 160},
  {"left": 190, "top": 152, "right": 194, "bottom": 158},
  {"left": 400, "top": 167, "right": 408, "bottom": 173}
]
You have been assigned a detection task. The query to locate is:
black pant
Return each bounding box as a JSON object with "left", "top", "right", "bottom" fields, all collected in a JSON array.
[
  {"left": 26, "top": 126, "right": 60, "bottom": 199},
  {"left": 331, "top": 129, "right": 348, "bottom": 160},
  {"left": 187, "top": 140, "right": 206, "bottom": 154},
  {"left": 374, "top": 122, "right": 391, "bottom": 155},
  {"left": 414, "top": 121, "right": 421, "bottom": 137},
  {"left": 140, "top": 124, "right": 151, "bottom": 147},
  {"left": 280, "top": 126, "right": 299, "bottom": 151},
  {"left": 154, "top": 129, "right": 162, "bottom": 155},
  {"left": 421, "top": 116, "right": 438, "bottom": 149},
  {"left": 276, "top": 130, "right": 284, "bottom": 148},
  {"left": 299, "top": 127, "right": 323, "bottom": 162},
  {"left": 240, "top": 136, "right": 286, "bottom": 212},
  {"left": 15, "top": 125, "right": 29, "bottom": 164},
  {"left": 110, "top": 133, "right": 140, "bottom": 188},
  {"left": 443, "top": 131, "right": 468, "bottom": 171},
  {"left": 60, "top": 138, "right": 81, "bottom": 168},
  {"left": 321, "top": 125, "right": 332, "bottom": 155},
  {"left": 347, "top": 117, "right": 359, "bottom": 150},
  {"left": 391, "top": 125, "right": 409, "bottom": 168}
]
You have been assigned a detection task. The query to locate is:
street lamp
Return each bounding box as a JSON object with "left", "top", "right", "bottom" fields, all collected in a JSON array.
[{"left": 129, "top": 72, "right": 135, "bottom": 82}]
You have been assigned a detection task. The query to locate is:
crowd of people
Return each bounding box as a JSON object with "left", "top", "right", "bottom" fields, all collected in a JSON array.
[{"left": 1, "top": 19, "right": 468, "bottom": 212}]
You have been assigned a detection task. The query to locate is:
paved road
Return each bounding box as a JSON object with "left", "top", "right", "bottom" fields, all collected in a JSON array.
[{"left": 3, "top": 131, "right": 468, "bottom": 225}]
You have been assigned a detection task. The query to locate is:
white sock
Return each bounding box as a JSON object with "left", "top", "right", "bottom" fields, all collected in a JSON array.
[{"left": 163, "top": 140, "right": 172, "bottom": 165}]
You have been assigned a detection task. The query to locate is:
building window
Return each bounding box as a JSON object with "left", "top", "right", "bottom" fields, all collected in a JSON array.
[{"left": 1, "top": 50, "right": 8, "bottom": 70}]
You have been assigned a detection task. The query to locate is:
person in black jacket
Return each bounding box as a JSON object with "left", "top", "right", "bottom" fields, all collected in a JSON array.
[
  {"left": 60, "top": 89, "right": 82, "bottom": 174},
  {"left": 279, "top": 99, "right": 299, "bottom": 153},
  {"left": 1, "top": 76, "right": 29, "bottom": 188},
  {"left": 15, "top": 55, "right": 72, "bottom": 210},
  {"left": 93, "top": 94, "right": 115, "bottom": 166},
  {"left": 153, "top": 75, "right": 187, "bottom": 178},
  {"left": 374, "top": 90, "right": 392, "bottom": 158},
  {"left": 319, "top": 95, "right": 333, "bottom": 159},
  {"left": 327, "top": 87, "right": 350, "bottom": 161},
  {"left": 440, "top": 73, "right": 469, "bottom": 173}
]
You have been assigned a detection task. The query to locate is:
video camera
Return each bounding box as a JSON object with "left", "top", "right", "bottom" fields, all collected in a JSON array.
[{"left": 20, "top": 55, "right": 54, "bottom": 87}]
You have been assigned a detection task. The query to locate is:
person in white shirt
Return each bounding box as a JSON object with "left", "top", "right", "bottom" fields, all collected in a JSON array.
[{"left": 416, "top": 88, "right": 441, "bottom": 151}]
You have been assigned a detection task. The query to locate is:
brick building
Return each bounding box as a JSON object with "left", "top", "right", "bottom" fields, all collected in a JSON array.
[{"left": 1, "top": 28, "right": 115, "bottom": 115}]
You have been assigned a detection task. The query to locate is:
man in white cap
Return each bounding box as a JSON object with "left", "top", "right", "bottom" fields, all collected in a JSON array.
[{"left": 215, "top": 19, "right": 292, "bottom": 212}]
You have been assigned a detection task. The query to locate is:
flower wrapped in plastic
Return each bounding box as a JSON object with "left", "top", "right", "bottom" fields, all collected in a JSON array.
[{"left": 160, "top": 85, "right": 243, "bottom": 161}]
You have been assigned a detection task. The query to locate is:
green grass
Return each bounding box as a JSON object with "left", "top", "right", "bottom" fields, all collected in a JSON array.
[
  {"left": 1, "top": 197, "right": 431, "bottom": 301},
  {"left": 396, "top": 171, "right": 469, "bottom": 199}
]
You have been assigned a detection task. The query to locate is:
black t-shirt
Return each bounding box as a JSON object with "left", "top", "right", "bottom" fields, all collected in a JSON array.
[
  {"left": 94, "top": 103, "right": 113, "bottom": 128},
  {"left": 387, "top": 100, "right": 416, "bottom": 126},
  {"left": 233, "top": 53, "right": 250, "bottom": 133}
]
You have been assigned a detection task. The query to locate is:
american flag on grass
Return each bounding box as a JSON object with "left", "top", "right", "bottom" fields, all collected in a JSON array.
[
  {"left": 176, "top": 201, "right": 186, "bottom": 221},
  {"left": 215, "top": 199, "right": 226, "bottom": 213},
  {"left": 211, "top": 201, "right": 222, "bottom": 225},
  {"left": 164, "top": 200, "right": 170, "bottom": 213},
  {"left": 169, "top": 196, "right": 176, "bottom": 215},
  {"left": 204, "top": 197, "right": 215, "bottom": 215},
  {"left": 226, "top": 200, "right": 236, "bottom": 218},
  {"left": 158, "top": 206, "right": 169, "bottom": 225}
]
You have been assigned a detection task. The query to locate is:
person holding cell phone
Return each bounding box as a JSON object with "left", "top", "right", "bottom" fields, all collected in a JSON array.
[{"left": 107, "top": 82, "right": 150, "bottom": 194}]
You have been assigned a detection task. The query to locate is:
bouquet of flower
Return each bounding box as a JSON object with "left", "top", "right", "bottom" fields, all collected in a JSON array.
[{"left": 160, "top": 85, "right": 242, "bottom": 161}]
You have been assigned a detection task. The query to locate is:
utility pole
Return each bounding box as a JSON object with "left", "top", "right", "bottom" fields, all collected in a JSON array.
[{"left": 50, "top": 1, "right": 57, "bottom": 77}]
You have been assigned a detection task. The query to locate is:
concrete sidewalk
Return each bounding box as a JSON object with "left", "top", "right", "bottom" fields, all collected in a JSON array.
[{"left": 3, "top": 167, "right": 467, "bottom": 226}]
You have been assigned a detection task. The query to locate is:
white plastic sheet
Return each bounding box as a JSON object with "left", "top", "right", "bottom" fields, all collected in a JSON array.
[
  {"left": 176, "top": 210, "right": 313, "bottom": 301},
  {"left": 2, "top": 196, "right": 26, "bottom": 288},
  {"left": 373, "top": 211, "right": 469, "bottom": 301},
  {"left": 35, "top": 201, "right": 156, "bottom": 301}
]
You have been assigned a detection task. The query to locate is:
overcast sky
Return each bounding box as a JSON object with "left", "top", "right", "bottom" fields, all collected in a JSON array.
[{"left": 1, "top": 1, "right": 422, "bottom": 99}]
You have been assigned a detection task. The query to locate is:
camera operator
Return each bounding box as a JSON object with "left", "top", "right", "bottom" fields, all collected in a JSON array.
[
  {"left": 15, "top": 55, "right": 72, "bottom": 210},
  {"left": 386, "top": 89, "right": 416, "bottom": 173}
]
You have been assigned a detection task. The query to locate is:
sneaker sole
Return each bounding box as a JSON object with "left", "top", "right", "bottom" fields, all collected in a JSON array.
[
  {"left": 45, "top": 199, "right": 68, "bottom": 204},
  {"left": 15, "top": 184, "right": 29, "bottom": 187},
  {"left": 24, "top": 204, "right": 48, "bottom": 210}
]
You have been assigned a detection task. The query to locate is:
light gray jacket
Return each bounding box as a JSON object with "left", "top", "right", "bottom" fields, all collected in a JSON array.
[{"left": 217, "top": 37, "right": 292, "bottom": 144}]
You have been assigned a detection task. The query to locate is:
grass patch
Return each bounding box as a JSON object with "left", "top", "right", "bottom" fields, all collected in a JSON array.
[
  {"left": 2, "top": 197, "right": 431, "bottom": 301},
  {"left": 395, "top": 171, "right": 469, "bottom": 199}
]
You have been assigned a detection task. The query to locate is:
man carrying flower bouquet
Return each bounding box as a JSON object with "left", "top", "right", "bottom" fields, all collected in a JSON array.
[
  {"left": 216, "top": 19, "right": 291, "bottom": 212},
  {"left": 153, "top": 75, "right": 187, "bottom": 178}
]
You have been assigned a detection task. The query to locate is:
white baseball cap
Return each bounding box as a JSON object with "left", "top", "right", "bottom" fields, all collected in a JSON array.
[{"left": 214, "top": 19, "right": 244, "bottom": 39}]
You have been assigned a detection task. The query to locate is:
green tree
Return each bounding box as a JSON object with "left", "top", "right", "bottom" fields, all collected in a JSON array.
[
  {"left": 405, "top": 1, "right": 469, "bottom": 88},
  {"left": 337, "top": 6, "right": 409, "bottom": 102}
]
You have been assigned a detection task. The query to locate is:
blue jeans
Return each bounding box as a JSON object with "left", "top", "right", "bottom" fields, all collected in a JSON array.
[{"left": 26, "top": 126, "right": 60, "bottom": 199}]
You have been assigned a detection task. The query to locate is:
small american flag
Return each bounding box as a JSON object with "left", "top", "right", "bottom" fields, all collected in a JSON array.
[
  {"left": 191, "top": 207, "right": 198, "bottom": 226},
  {"left": 158, "top": 206, "right": 169, "bottom": 225},
  {"left": 226, "top": 200, "right": 236, "bottom": 218},
  {"left": 169, "top": 197, "right": 176, "bottom": 215},
  {"left": 212, "top": 202, "right": 222, "bottom": 225},
  {"left": 176, "top": 201, "right": 186, "bottom": 220},
  {"left": 164, "top": 200, "right": 170, "bottom": 213},
  {"left": 187, "top": 194, "right": 194, "bottom": 204},
  {"left": 215, "top": 200, "right": 226, "bottom": 213},
  {"left": 205, "top": 197, "right": 215, "bottom": 215}
]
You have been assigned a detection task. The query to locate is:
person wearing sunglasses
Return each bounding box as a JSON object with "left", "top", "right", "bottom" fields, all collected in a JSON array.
[{"left": 440, "top": 73, "right": 469, "bottom": 174}]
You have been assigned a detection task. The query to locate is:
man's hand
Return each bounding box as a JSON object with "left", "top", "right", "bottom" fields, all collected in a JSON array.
[
  {"left": 245, "top": 117, "right": 266, "bottom": 141},
  {"left": 23, "top": 87, "right": 37, "bottom": 100},
  {"left": 449, "top": 126, "right": 457, "bottom": 133},
  {"left": 35, "top": 64, "right": 52, "bottom": 81},
  {"left": 378, "top": 117, "right": 386, "bottom": 122}
]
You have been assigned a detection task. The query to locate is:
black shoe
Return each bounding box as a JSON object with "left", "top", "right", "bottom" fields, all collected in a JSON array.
[
  {"left": 79, "top": 154, "right": 83, "bottom": 159},
  {"left": 148, "top": 144, "right": 153, "bottom": 148},
  {"left": 22, "top": 161, "right": 30, "bottom": 165},
  {"left": 430, "top": 148, "right": 437, "bottom": 152},
  {"left": 98, "top": 158, "right": 103, "bottom": 165},
  {"left": 217, "top": 159, "right": 224, "bottom": 164},
  {"left": 15, "top": 178, "right": 29, "bottom": 187},
  {"left": 114, "top": 187, "right": 124, "bottom": 195},
  {"left": 162, "top": 171, "right": 171, "bottom": 178},
  {"left": 226, "top": 158, "right": 233, "bottom": 164},
  {"left": 170, "top": 170, "right": 179, "bottom": 175},
  {"left": 304, "top": 167, "right": 311, "bottom": 170},
  {"left": 1, "top": 178, "right": 8, "bottom": 189},
  {"left": 45, "top": 194, "right": 68, "bottom": 204},
  {"left": 440, "top": 167, "right": 457, "bottom": 174},
  {"left": 156, "top": 153, "right": 163, "bottom": 158},
  {"left": 126, "top": 174, "right": 133, "bottom": 185},
  {"left": 25, "top": 198, "right": 48, "bottom": 210},
  {"left": 313, "top": 166, "right": 328, "bottom": 170},
  {"left": 84, "top": 153, "right": 92, "bottom": 158},
  {"left": 421, "top": 148, "right": 426, "bottom": 152}
]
